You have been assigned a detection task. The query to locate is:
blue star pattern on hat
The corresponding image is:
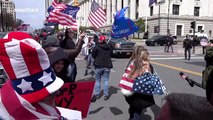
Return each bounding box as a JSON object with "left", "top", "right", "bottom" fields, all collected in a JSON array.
[{"left": 132, "top": 72, "right": 164, "bottom": 95}]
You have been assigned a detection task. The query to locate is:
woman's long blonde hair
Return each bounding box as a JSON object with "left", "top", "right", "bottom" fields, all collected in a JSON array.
[{"left": 129, "top": 47, "right": 150, "bottom": 78}]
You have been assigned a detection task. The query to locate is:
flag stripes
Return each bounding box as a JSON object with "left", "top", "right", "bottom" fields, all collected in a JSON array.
[
  {"left": 88, "top": 1, "right": 106, "bottom": 29},
  {"left": 119, "top": 62, "right": 135, "bottom": 91},
  {"left": 52, "top": 0, "right": 67, "bottom": 12},
  {"left": 47, "top": 0, "right": 79, "bottom": 30},
  {"left": 48, "top": 11, "right": 78, "bottom": 30}
]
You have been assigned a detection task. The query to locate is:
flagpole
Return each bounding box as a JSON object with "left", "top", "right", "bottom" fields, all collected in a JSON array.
[{"left": 107, "top": 37, "right": 111, "bottom": 44}]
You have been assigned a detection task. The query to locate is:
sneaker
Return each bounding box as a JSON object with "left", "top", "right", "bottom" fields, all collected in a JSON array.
[
  {"left": 91, "top": 71, "right": 95, "bottom": 76},
  {"left": 84, "top": 71, "right": 88, "bottom": 76},
  {"left": 104, "top": 95, "right": 109, "bottom": 101},
  {"left": 91, "top": 94, "right": 100, "bottom": 102}
]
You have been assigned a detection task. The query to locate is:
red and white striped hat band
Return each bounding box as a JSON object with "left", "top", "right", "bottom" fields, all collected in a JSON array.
[{"left": 0, "top": 32, "right": 64, "bottom": 103}]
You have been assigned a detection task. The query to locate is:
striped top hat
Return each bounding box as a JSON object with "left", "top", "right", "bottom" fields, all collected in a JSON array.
[{"left": 0, "top": 32, "right": 64, "bottom": 103}]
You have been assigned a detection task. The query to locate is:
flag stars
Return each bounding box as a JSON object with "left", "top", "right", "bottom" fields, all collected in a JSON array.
[
  {"left": 38, "top": 71, "right": 53, "bottom": 86},
  {"left": 17, "top": 79, "right": 34, "bottom": 93}
]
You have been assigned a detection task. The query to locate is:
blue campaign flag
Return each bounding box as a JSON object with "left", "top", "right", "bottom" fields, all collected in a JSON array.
[
  {"left": 62, "top": 5, "right": 80, "bottom": 19},
  {"left": 114, "top": 7, "right": 128, "bottom": 20},
  {"left": 111, "top": 7, "right": 139, "bottom": 38},
  {"left": 149, "top": 0, "right": 157, "bottom": 6}
]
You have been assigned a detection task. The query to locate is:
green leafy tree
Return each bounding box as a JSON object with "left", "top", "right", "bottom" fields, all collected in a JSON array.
[
  {"left": 16, "top": 19, "right": 24, "bottom": 27},
  {"left": 135, "top": 18, "right": 145, "bottom": 33},
  {"left": 135, "top": 18, "right": 146, "bottom": 38}
]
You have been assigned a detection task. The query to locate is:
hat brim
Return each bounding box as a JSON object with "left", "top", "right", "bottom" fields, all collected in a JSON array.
[
  {"left": 46, "top": 76, "right": 64, "bottom": 94},
  {"left": 21, "top": 76, "right": 64, "bottom": 103}
]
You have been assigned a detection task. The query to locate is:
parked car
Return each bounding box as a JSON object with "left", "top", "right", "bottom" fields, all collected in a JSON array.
[
  {"left": 108, "top": 38, "right": 136, "bottom": 56},
  {"left": 145, "top": 35, "right": 177, "bottom": 46}
]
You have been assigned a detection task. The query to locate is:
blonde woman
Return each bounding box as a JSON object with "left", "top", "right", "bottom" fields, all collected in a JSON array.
[{"left": 120, "top": 46, "right": 155, "bottom": 120}]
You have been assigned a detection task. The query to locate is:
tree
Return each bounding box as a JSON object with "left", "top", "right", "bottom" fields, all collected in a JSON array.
[
  {"left": 0, "top": 12, "right": 16, "bottom": 31},
  {"left": 16, "top": 19, "right": 24, "bottom": 27},
  {"left": 135, "top": 18, "right": 146, "bottom": 38},
  {"left": 135, "top": 18, "right": 145, "bottom": 33},
  {"left": 5, "top": 13, "right": 16, "bottom": 31}
]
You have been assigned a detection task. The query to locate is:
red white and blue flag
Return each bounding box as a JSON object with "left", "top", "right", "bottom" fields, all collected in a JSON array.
[
  {"left": 47, "top": 0, "right": 80, "bottom": 30},
  {"left": 88, "top": 0, "right": 106, "bottom": 29},
  {"left": 16, "top": 24, "right": 30, "bottom": 31},
  {"left": 119, "top": 62, "right": 135, "bottom": 91}
]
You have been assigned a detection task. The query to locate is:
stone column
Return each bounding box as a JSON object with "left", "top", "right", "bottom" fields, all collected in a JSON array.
[
  {"left": 103, "top": 0, "right": 106, "bottom": 9},
  {"left": 123, "top": 0, "right": 129, "bottom": 17},
  {"left": 102, "top": 0, "right": 107, "bottom": 25},
  {"left": 106, "top": 0, "right": 111, "bottom": 25},
  {"left": 117, "top": 0, "right": 122, "bottom": 11},
  {"left": 100, "top": 0, "right": 103, "bottom": 7},
  {"left": 112, "top": 0, "right": 116, "bottom": 23},
  {"left": 83, "top": 2, "right": 86, "bottom": 26},
  {"left": 138, "top": 0, "right": 143, "bottom": 17},
  {"left": 130, "top": 0, "right": 136, "bottom": 20},
  {"left": 88, "top": 0, "right": 92, "bottom": 26}
]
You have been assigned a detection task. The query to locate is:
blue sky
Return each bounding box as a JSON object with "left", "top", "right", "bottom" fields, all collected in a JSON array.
[{"left": 13, "top": 0, "right": 46, "bottom": 29}]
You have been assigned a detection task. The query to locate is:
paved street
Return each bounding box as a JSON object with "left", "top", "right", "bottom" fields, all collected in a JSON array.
[{"left": 75, "top": 41, "right": 206, "bottom": 120}]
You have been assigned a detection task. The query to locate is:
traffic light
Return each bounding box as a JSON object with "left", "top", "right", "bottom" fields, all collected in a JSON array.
[
  {"left": 74, "top": 0, "right": 79, "bottom": 6},
  {"left": 190, "top": 21, "right": 196, "bottom": 29}
]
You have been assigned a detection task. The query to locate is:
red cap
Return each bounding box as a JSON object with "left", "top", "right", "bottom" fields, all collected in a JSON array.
[{"left": 99, "top": 35, "right": 106, "bottom": 42}]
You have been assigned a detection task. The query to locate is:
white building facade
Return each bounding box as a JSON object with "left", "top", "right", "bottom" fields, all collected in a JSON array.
[
  {"left": 77, "top": 0, "right": 213, "bottom": 37},
  {"left": 0, "top": 0, "right": 15, "bottom": 19}
]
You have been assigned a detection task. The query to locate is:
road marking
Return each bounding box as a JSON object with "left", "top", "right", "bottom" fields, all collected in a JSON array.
[
  {"left": 111, "top": 69, "right": 116, "bottom": 72},
  {"left": 151, "top": 56, "right": 204, "bottom": 60},
  {"left": 151, "top": 61, "right": 202, "bottom": 76},
  {"left": 150, "top": 54, "right": 198, "bottom": 57},
  {"left": 150, "top": 54, "right": 177, "bottom": 57}
]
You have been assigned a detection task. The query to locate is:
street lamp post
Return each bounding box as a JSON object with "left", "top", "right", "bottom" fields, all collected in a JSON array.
[{"left": 167, "top": 0, "right": 171, "bottom": 35}]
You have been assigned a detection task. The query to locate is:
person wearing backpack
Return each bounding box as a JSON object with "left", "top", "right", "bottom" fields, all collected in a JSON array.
[{"left": 183, "top": 35, "right": 193, "bottom": 60}]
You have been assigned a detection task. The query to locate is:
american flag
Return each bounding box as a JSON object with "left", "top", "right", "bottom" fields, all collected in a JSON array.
[
  {"left": 88, "top": 0, "right": 106, "bottom": 29},
  {"left": 119, "top": 62, "right": 135, "bottom": 91},
  {"left": 132, "top": 72, "right": 164, "bottom": 95},
  {"left": 47, "top": 0, "right": 80, "bottom": 30},
  {"left": 16, "top": 24, "right": 30, "bottom": 31},
  {"left": 51, "top": 0, "right": 67, "bottom": 12}
]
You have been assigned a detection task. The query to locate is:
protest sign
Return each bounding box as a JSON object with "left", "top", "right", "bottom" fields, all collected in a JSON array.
[{"left": 55, "top": 81, "right": 95, "bottom": 118}]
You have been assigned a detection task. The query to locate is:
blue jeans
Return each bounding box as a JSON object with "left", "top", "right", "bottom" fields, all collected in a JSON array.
[
  {"left": 94, "top": 68, "right": 110, "bottom": 96},
  {"left": 67, "top": 62, "right": 77, "bottom": 82}
]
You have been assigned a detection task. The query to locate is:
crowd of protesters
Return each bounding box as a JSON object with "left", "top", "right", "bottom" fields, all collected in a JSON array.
[{"left": 1, "top": 29, "right": 213, "bottom": 120}]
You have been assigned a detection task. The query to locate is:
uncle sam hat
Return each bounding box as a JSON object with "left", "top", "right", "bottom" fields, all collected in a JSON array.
[{"left": 0, "top": 32, "right": 64, "bottom": 103}]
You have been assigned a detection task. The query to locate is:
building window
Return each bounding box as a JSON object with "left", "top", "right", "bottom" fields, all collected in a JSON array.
[
  {"left": 198, "top": 26, "right": 203, "bottom": 32},
  {"left": 150, "top": 6, "right": 153, "bottom": 16},
  {"left": 194, "top": 7, "right": 200, "bottom": 16},
  {"left": 154, "top": 26, "right": 159, "bottom": 33},
  {"left": 172, "top": 4, "right": 179, "bottom": 15},
  {"left": 176, "top": 25, "right": 182, "bottom": 36}
]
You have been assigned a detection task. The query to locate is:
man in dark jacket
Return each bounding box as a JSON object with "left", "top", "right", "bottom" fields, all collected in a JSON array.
[
  {"left": 91, "top": 35, "right": 113, "bottom": 102},
  {"left": 183, "top": 35, "right": 193, "bottom": 60},
  {"left": 60, "top": 28, "right": 85, "bottom": 82}
]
